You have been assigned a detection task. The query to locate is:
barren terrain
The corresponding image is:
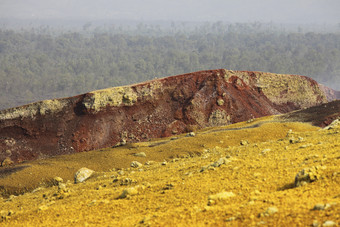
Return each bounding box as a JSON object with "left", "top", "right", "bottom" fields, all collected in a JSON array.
[{"left": 0, "top": 114, "right": 339, "bottom": 226}]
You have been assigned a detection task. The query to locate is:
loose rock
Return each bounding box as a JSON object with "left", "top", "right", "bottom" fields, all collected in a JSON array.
[
  {"left": 260, "top": 206, "right": 278, "bottom": 217},
  {"left": 161, "top": 161, "right": 167, "bottom": 166},
  {"left": 322, "top": 220, "right": 336, "bottom": 226},
  {"left": 294, "top": 166, "right": 323, "bottom": 187},
  {"left": 134, "top": 152, "right": 147, "bottom": 157},
  {"left": 312, "top": 220, "right": 320, "bottom": 227},
  {"left": 131, "top": 161, "right": 143, "bottom": 168},
  {"left": 1, "top": 157, "right": 14, "bottom": 167},
  {"left": 217, "top": 98, "right": 224, "bottom": 106},
  {"left": 313, "top": 203, "right": 331, "bottom": 211},
  {"left": 210, "top": 157, "right": 230, "bottom": 168},
  {"left": 119, "top": 186, "right": 141, "bottom": 199},
  {"left": 187, "top": 132, "right": 196, "bottom": 137},
  {"left": 240, "top": 140, "right": 248, "bottom": 145},
  {"left": 54, "top": 177, "right": 63, "bottom": 184},
  {"left": 74, "top": 167, "right": 95, "bottom": 184},
  {"left": 208, "top": 191, "right": 235, "bottom": 201},
  {"left": 261, "top": 149, "right": 271, "bottom": 155},
  {"left": 289, "top": 136, "right": 304, "bottom": 144}
]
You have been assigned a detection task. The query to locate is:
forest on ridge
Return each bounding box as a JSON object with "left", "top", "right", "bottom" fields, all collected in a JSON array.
[{"left": 1, "top": 22, "right": 340, "bottom": 110}]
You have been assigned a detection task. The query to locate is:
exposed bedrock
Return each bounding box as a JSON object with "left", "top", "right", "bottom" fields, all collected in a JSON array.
[{"left": 0, "top": 69, "right": 335, "bottom": 165}]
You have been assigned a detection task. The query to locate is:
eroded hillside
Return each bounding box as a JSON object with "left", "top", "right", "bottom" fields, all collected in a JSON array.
[{"left": 0, "top": 69, "right": 334, "bottom": 165}]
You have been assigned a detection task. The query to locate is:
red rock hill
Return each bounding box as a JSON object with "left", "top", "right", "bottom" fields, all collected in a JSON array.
[{"left": 0, "top": 69, "right": 334, "bottom": 165}]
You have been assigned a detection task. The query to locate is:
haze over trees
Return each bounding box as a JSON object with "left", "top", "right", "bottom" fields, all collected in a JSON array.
[{"left": 0, "top": 22, "right": 340, "bottom": 110}]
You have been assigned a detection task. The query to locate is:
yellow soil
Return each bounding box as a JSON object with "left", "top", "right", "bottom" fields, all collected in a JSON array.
[{"left": 0, "top": 116, "right": 339, "bottom": 226}]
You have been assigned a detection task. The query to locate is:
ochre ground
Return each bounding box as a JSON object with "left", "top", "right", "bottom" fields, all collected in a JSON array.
[{"left": 0, "top": 116, "right": 339, "bottom": 226}]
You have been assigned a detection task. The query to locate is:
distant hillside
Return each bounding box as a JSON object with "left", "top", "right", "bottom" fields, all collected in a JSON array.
[{"left": 1, "top": 24, "right": 340, "bottom": 110}]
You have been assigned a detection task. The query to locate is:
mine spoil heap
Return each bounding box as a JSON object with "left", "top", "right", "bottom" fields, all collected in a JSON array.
[{"left": 0, "top": 69, "right": 335, "bottom": 165}]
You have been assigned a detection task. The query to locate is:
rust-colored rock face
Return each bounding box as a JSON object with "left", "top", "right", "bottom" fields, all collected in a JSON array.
[{"left": 0, "top": 69, "right": 332, "bottom": 165}]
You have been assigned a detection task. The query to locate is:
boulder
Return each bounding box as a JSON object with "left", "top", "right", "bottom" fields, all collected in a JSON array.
[{"left": 74, "top": 167, "right": 95, "bottom": 183}]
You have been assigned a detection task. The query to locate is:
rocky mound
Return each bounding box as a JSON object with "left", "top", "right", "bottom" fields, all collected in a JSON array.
[{"left": 0, "top": 69, "right": 332, "bottom": 165}]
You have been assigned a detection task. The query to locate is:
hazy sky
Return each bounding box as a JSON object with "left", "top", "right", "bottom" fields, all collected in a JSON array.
[{"left": 1, "top": 0, "right": 340, "bottom": 24}]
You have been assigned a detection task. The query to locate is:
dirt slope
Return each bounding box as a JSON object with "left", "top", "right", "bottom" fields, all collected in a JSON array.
[
  {"left": 277, "top": 100, "right": 340, "bottom": 127},
  {"left": 0, "top": 116, "right": 339, "bottom": 226}
]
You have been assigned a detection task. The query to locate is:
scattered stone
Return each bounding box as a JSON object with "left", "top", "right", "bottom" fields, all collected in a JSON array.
[
  {"left": 58, "top": 183, "right": 68, "bottom": 192},
  {"left": 74, "top": 167, "right": 95, "bottom": 184},
  {"left": 54, "top": 177, "right": 63, "bottom": 184},
  {"left": 162, "top": 183, "right": 175, "bottom": 190},
  {"left": 260, "top": 206, "right": 278, "bottom": 217},
  {"left": 208, "top": 191, "right": 235, "bottom": 201},
  {"left": 299, "top": 143, "right": 313, "bottom": 149},
  {"left": 171, "top": 158, "right": 179, "bottom": 163},
  {"left": 1, "top": 157, "right": 14, "bottom": 167},
  {"left": 134, "top": 152, "right": 147, "bottom": 157},
  {"left": 217, "top": 98, "right": 225, "bottom": 106},
  {"left": 289, "top": 136, "right": 304, "bottom": 144},
  {"left": 322, "top": 220, "right": 336, "bottom": 226},
  {"left": 294, "top": 166, "right": 324, "bottom": 187},
  {"left": 211, "top": 157, "right": 230, "bottom": 167},
  {"left": 225, "top": 216, "right": 237, "bottom": 222},
  {"left": 120, "top": 139, "right": 127, "bottom": 146},
  {"left": 247, "top": 118, "right": 254, "bottom": 123},
  {"left": 240, "top": 140, "right": 248, "bottom": 145},
  {"left": 261, "top": 149, "right": 271, "bottom": 155},
  {"left": 0, "top": 210, "right": 13, "bottom": 221},
  {"left": 131, "top": 161, "right": 143, "bottom": 168},
  {"left": 118, "top": 170, "right": 125, "bottom": 175},
  {"left": 145, "top": 161, "right": 156, "bottom": 165},
  {"left": 187, "top": 132, "right": 196, "bottom": 137},
  {"left": 313, "top": 203, "right": 331, "bottom": 211},
  {"left": 286, "top": 129, "right": 293, "bottom": 137},
  {"left": 312, "top": 220, "right": 320, "bottom": 227},
  {"left": 161, "top": 161, "right": 167, "bottom": 166},
  {"left": 200, "top": 166, "right": 207, "bottom": 172},
  {"left": 119, "top": 187, "right": 139, "bottom": 199},
  {"left": 120, "top": 178, "right": 137, "bottom": 186},
  {"left": 38, "top": 205, "right": 49, "bottom": 211},
  {"left": 6, "top": 195, "right": 16, "bottom": 202},
  {"left": 207, "top": 166, "right": 215, "bottom": 171}
]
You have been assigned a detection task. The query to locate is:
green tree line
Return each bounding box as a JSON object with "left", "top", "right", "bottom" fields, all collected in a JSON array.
[{"left": 1, "top": 23, "right": 340, "bottom": 110}]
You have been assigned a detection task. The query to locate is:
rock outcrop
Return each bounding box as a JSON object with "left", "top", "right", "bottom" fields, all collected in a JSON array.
[
  {"left": 319, "top": 84, "right": 340, "bottom": 101},
  {"left": 0, "top": 69, "right": 333, "bottom": 164}
]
